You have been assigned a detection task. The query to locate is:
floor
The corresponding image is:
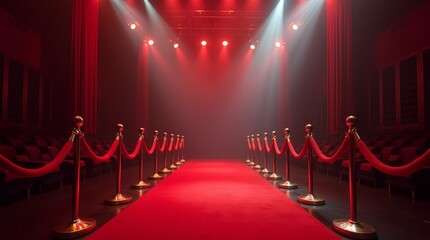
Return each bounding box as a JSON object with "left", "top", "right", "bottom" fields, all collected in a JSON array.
[{"left": 0, "top": 157, "right": 429, "bottom": 240}]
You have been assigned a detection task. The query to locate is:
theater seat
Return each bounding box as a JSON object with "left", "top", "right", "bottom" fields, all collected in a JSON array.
[{"left": 358, "top": 146, "right": 395, "bottom": 187}]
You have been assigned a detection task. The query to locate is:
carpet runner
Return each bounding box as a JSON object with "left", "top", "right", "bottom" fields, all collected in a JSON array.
[{"left": 88, "top": 159, "right": 340, "bottom": 240}]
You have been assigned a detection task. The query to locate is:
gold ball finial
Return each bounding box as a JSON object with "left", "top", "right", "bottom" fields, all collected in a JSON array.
[
  {"left": 171, "top": 133, "right": 175, "bottom": 137},
  {"left": 139, "top": 128, "right": 145, "bottom": 135},
  {"left": 346, "top": 116, "right": 358, "bottom": 128},
  {"left": 154, "top": 130, "right": 159, "bottom": 136},
  {"left": 163, "top": 132, "right": 168, "bottom": 137},
  {"left": 256, "top": 133, "right": 260, "bottom": 137},
  {"left": 271, "top": 131, "right": 276, "bottom": 136},
  {"left": 305, "top": 124, "right": 313, "bottom": 133},
  {"left": 117, "top": 123, "right": 124, "bottom": 133},
  {"left": 264, "top": 132, "right": 268, "bottom": 137},
  {"left": 284, "top": 128, "right": 290, "bottom": 135},
  {"left": 73, "top": 116, "right": 84, "bottom": 129}
]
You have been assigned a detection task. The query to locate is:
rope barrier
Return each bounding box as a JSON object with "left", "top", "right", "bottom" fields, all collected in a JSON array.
[
  {"left": 81, "top": 137, "right": 118, "bottom": 163},
  {"left": 120, "top": 136, "right": 143, "bottom": 160}
]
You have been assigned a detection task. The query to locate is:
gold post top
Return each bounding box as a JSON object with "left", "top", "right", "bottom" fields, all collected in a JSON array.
[
  {"left": 117, "top": 124, "right": 124, "bottom": 132},
  {"left": 153, "top": 130, "right": 159, "bottom": 137},
  {"left": 284, "top": 128, "right": 290, "bottom": 139},
  {"left": 163, "top": 132, "right": 168, "bottom": 137},
  {"left": 139, "top": 128, "right": 145, "bottom": 135},
  {"left": 171, "top": 133, "right": 175, "bottom": 138},
  {"left": 73, "top": 116, "right": 84, "bottom": 131},
  {"left": 305, "top": 124, "right": 313, "bottom": 133},
  {"left": 271, "top": 131, "right": 276, "bottom": 137},
  {"left": 256, "top": 133, "right": 260, "bottom": 138},
  {"left": 346, "top": 116, "right": 358, "bottom": 128},
  {"left": 176, "top": 134, "right": 180, "bottom": 139}
]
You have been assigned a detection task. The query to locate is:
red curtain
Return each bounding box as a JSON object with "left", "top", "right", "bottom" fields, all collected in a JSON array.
[
  {"left": 71, "top": 0, "right": 99, "bottom": 134},
  {"left": 326, "top": 0, "right": 353, "bottom": 135},
  {"left": 135, "top": 41, "right": 149, "bottom": 129}
]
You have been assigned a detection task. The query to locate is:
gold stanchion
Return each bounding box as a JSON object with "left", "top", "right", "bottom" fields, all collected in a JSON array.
[
  {"left": 245, "top": 135, "right": 251, "bottom": 163},
  {"left": 267, "top": 131, "right": 282, "bottom": 180},
  {"left": 174, "top": 135, "right": 183, "bottom": 166},
  {"left": 160, "top": 132, "right": 171, "bottom": 174},
  {"left": 105, "top": 124, "right": 132, "bottom": 205},
  {"left": 180, "top": 136, "right": 186, "bottom": 163},
  {"left": 249, "top": 135, "right": 256, "bottom": 166},
  {"left": 131, "top": 128, "right": 151, "bottom": 189},
  {"left": 260, "top": 132, "right": 269, "bottom": 174},
  {"left": 332, "top": 116, "right": 377, "bottom": 239},
  {"left": 297, "top": 124, "right": 325, "bottom": 205},
  {"left": 149, "top": 130, "right": 164, "bottom": 180},
  {"left": 53, "top": 116, "right": 96, "bottom": 238},
  {"left": 253, "top": 134, "right": 262, "bottom": 170},
  {"left": 169, "top": 134, "right": 178, "bottom": 170},
  {"left": 279, "top": 128, "right": 298, "bottom": 189}
]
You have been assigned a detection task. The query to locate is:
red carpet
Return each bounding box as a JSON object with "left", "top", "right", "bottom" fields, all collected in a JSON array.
[{"left": 88, "top": 159, "right": 340, "bottom": 240}]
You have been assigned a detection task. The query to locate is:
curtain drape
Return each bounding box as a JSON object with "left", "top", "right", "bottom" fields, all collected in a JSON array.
[
  {"left": 71, "top": 0, "right": 99, "bottom": 134},
  {"left": 326, "top": 0, "right": 353, "bottom": 135}
]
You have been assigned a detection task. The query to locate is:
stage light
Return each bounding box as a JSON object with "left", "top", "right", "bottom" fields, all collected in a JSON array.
[
  {"left": 250, "top": 44, "right": 256, "bottom": 50},
  {"left": 222, "top": 40, "right": 228, "bottom": 47},
  {"left": 201, "top": 40, "right": 207, "bottom": 46},
  {"left": 292, "top": 24, "right": 299, "bottom": 30},
  {"left": 130, "top": 23, "right": 137, "bottom": 30},
  {"left": 173, "top": 43, "right": 179, "bottom": 48},
  {"left": 148, "top": 39, "right": 154, "bottom": 46},
  {"left": 275, "top": 41, "right": 281, "bottom": 48}
]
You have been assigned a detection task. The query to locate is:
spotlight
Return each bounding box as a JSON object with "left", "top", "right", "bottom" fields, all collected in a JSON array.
[
  {"left": 173, "top": 43, "right": 179, "bottom": 48},
  {"left": 148, "top": 39, "right": 154, "bottom": 46},
  {"left": 248, "top": 39, "right": 259, "bottom": 50},
  {"left": 250, "top": 44, "right": 256, "bottom": 50},
  {"left": 201, "top": 40, "right": 207, "bottom": 46},
  {"left": 290, "top": 22, "right": 301, "bottom": 31},
  {"left": 130, "top": 23, "right": 137, "bottom": 30},
  {"left": 222, "top": 40, "right": 228, "bottom": 47},
  {"left": 275, "top": 41, "right": 281, "bottom": 48}
]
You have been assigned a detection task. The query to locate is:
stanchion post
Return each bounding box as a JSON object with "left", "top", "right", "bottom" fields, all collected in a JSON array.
[
  {"left": 253, "top": 134, "right": 261, "bottom": 170},
  {"left": 332, "top": 116, "right": 377, "bottom": 239},
  {"left": 245, "top": 135, "right": 251, "bottom": 163},
  {"left": 131, "top": 128, "right": 151, "bottom": 189},
  {"left": 297, "top": 124, "right": 325, "bottom": 205},
  {"left": 53, "top": 116, "right": 96, "bottom": 238},
  {"left": 279, "top": 128, "right": 298, "bottom": 189},
  {"left": 105, "top": 124, "right": 133, "bottom": 205},
  {"left": 169, "top": 134, "right": 178, "bottom": 169},
  {"left": 249, "top": 135, "right": 255, "bottom": 166},
  {"left": 267, "top": 131, "right": 282, "bottom": 180},
  {"left": 160, "top": 132, "right": 171, "bottom": 173},
  {"left": 149, "top": 130, "right": 163, "bottom": 180},
  {"left": 180, "top": 135, "right": 186, "bottom": 163},
  {"left": 175, "top": 135, "right": 183, "bottom": 166},
  {"left": 260, "top": 132, "right": 269, "bottom": 173}
]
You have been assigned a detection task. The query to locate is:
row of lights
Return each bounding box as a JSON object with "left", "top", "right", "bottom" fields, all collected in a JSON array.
[{"left": 145, "top": 39, "right": 285, "bottom": 49}]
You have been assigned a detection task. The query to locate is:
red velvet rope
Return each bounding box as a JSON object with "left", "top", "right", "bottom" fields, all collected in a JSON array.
[
  {"left": 356, "top": 136, "right": 430, "bottom": 177},
  {"left": 144, "top": 138, "right": 157, "bottom": 155},
  {"left": 179, "top": 139, "right": 184, "bottom": 149},
  {"left": 174, "top": 137, "right": 180, "bottom": 151},
  {"left": 168, "top": 137, "right": 174, "bottom": 152},
  {"left": 257, "top": 138, "right": 263, "bottom": 152},
  {"left": 120, "top": 138, "right": 142, "bottom": 159},
  {"left": 309, "top": 136, "right": 349, "bottom": 163},
  {"left": 0, "top": 141, "right": 73, "bottom": 180},
  {"left": 287, "top": 138, "right": 308, "bottom": 159},
  {"left": 264, "top": 138, "right": 271, "bottom": 153},
  {"left": 251, "top": 138, "right": 256, "bottom": 151},
  {"left": 158, "top": 138, "right": 167, "bottom": 153},
  {"left": 273, "top": 138, "right": 288, "bottom": 155},
  {"left": 81, "top": 137, "right": 119, "bottom": 163},
  {"left": 247, "top": 138, "right": 251, "bottom": 151}
]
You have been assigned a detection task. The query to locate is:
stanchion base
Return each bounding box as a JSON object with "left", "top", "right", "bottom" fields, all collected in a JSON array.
[
  {"left": 260, "top": 168, "right": 269, "bottom": 173},
  {"left": 53, "top": 218, "right": 96, "bottom": 239},
  {"left": 332, "top": 219, "right": 377, "bottom": 239},
  {"left": 253, "top": 164, "right": 261, "bottom": 169},
  {"left": 245, "top": 159, "right": 251, "bottom": 163},
  {"left": 180, "top": 159, "right": 186, "bottom": 163},
  {"left": 175, "top": 161, "right": 183, "bottom": 166},
  {"left": 160, "top": 167, "right": 171, "bottom": 173},
  {"left": 278, "top": 181, "right": 298, "bottom": 189},
  {"left": 169, "top": 164, "right": 178, "bottom": 169},
  {"left": 105, "top": 193, "right": 133, "bottom": 205},
  {"left": 297, "top": 193, "right": 325, "bottom": 206},
  {"left": 148, "top": 172, "right": 164, "bottom": 180},
  {"left": 131, "top": 181, "right": 151, "bottom": 189},
  {"left": 267, "top": 173, "right": 282, "bottom": 180},
  {"left": 248, "top": 162, "right": 255, "bottom": 166}
]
